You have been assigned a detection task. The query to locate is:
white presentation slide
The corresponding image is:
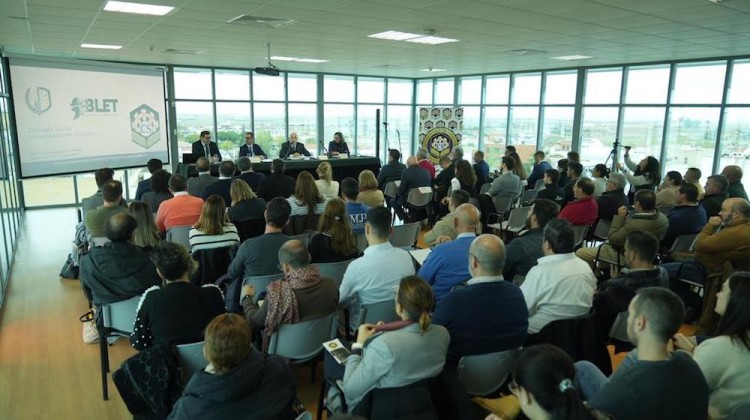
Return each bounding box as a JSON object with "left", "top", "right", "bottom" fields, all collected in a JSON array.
[{"left": 9, "top": 57, "right": 169, "bottom": 178}]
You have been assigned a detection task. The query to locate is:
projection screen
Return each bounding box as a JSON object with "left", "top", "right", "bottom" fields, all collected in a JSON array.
[{"left": 9, "top": 56, "right": 169, "bottom": 178}]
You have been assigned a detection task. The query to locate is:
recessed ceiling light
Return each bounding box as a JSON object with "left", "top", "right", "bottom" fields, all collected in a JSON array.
[
  {"left": 295, "top": 58, "right": 328, "bottom": 63},
  {"left": 420, "top": 68, "right": 447, "bottom": 72},
  {"left": 81, "top": 43, "right": 123, "bottom": 50},
  {"left": 552, "top": 55, "right": 594, "bottom": 61},
  {"left": 269, "top": 56, "right": 327, "bottom": 63},
  {"left": 406, "top": 36, "right": 458, "bottom": 45},
  {"left": 270, "top": 56, "right": 299, "bottom": 62},
  {"left": 103, "top": 1, "right": 175, "bottom": 16},
  {"left": 369, "top": 31, "right": 422, "bottom": 41}
]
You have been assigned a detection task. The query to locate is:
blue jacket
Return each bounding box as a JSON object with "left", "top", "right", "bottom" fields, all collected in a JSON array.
[
  {"left": 663, "top": 204, "right": 707, "bottom": 249},
  {"left": 418, "top": 233, "right": 475, "bottom": 302},
  {"left": 527, "top": 161, "right": 552, "bottom": 189}
]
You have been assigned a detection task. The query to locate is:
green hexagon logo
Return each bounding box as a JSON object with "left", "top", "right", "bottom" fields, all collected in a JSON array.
[{"left": 130, "top": 104, "right": 161, "bottom": 149}]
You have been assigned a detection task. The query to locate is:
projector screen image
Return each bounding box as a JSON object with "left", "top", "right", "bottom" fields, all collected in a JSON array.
[{"left": 9, "top": 57, "right": 169, "bottom": 178}]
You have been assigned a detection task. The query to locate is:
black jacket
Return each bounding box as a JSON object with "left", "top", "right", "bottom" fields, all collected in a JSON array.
[
  {"left": 597, "top": 189, "right": 628, "bottom": 221},
  {"left": 258, "top": 173, "right": 296, "bottom": 201},
  {"left": 398, "top": 165, "right": 432, "bottom": 200},
  {"left": 192, "top": 141, "right": 222, "bottom": 161},
  {"left": 239, "top": 143, "right": 266, "bottom": 158},
  {"left": 201, "top": 179, "right": 232, "bottom": 207},
  {"left": 168, "top": 352, "right": 296, "bottom": 420},
  {"left": 535, "top": 184, "right": 564, "bottom": 204},
  {"left": 237, "top": 172, "right": 265, "bottom": 192},
  {"left": 278, "top": 141, "right": 311, "bottom": 158},
  {"left": 377, "top": 161, "right": 407, "bottom": 189}
]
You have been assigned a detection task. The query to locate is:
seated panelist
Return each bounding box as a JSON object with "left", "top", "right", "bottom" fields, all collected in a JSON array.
[
  {"left": 328, "top": 131, "right": 350, "bottom": 156},
  {"left": 279, "top": 132, "right": 311, "bottom": 158},
  {"left": 238, "top": 131, "right": 266, "bottom": 159},
  {"left": 191, "top": 130, "right": 222, "bottom": 163}
]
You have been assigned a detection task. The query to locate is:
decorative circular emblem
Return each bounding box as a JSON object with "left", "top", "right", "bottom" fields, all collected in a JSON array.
[
  {"left": 442, "top": 108, "right": 452, "bottom": 120},
  {"left": 421, "top": 127, "right": 459, "bottom": 162}
]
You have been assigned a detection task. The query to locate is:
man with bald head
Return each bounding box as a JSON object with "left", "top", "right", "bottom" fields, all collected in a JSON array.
[
  {"left": 433, "top": 234, "right": 528, "bottom": 363},
  {"left": 418, "top": 203, "right": 480, "bottom": 303},
  {"left": 721, "top": 165, "right": 748, "bottom": 200},
  {"left": 279, "top": 132, "right": 311, "bottom": 158},
  {"left": 391, "top": 155, "right": 431, "bottom": 221}
]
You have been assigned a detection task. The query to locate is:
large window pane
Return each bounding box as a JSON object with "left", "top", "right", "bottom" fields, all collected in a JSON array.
[
  {"left": 665, "top": 107, "right": 719, "bottom": 177},
  {"left": 386, "top": 105, "right": 412, "bottom": 159},
  {"left": 288, "top": 103, "right": 318, "bottom": 155},
  {"left": 357, "top": 105, "right": 383, "bottom": 159},
  {"left": 215, "top": 70, "right": 250, "bottom": 100},
  {"left": 459, "top": 77, "right": 482, "bottom": 105},
  {"left": 585, "top": 68, "right": 622, "bottom": 104},
  {"left": 357, "top": 77, "right": 384, "bottom": 103},
  {"left": 728, "top": 60, "right": 750, "bottom": 104},
  {"left": 324, "top": 104, "right": 355, "bottom": 152},
  {"left": 672, "top": 62, "right": 726, "bottom": 104},
  {"left": 541, "top": 107, "right": 574, "bottom": 166},
  {"left": 544, "top": 71, "right": 577, "bottom": 105},
  {"left": 485, "top": 75, "right": 510, "bottom": 105},
  {"left": 216, "top": 102, "right": 252, "bottom": 161},
  {"left": 388, "top": 79, "right": 412, "bottom": 104},
  {"left": 417, "top": 80, "right": 433, "bottom": 104},
  {"left": 254, "top": 103, "right": 286, "bottom": 157},
  {"left": 175, "top": 101, "right": 214, "bottom": 159},
  {"left": 435, "top": 78, "right": 454, "bottom": 105},
  {"left": 720, "top": 108, "right": 750, "bottom": 176},
  {"left": 22, "top": 176, "right": 75, "bottom": 206},
  {"left": 288, "top": 74, "right": 317, "bottom": 102},
  {"left": 253, "top": 73, "right": 285, "bottom": 101},
  {"left": 620, "top": 107, "right": 665, "bottom": 171},
  {"left": 324, "top": 75, "right": 354, "bottom": 102},
  {"left": 625, "top": 65, "right": 670, "bottom": 104},
  {"left": 460, "top": 106, "right": 480, "bottom": 162},
  {"left": 482, "top": 106, "right": 508, "bottom": 169},
  {"left": 174, "top": 68, "right": 213, "bottom": 100},
  {"left": 511, "top": 73, "right": 541, "bottom": 105},
  {"left": 508, "top": 106, "right": 538, "bottom": 153},
  {"left": 580, "top": 107, "right": 619, "bottom": 168}
]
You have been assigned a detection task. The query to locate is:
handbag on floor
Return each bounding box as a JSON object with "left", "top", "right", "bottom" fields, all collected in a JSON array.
[
  {"left": 60, "top": 254, "right": 80, "bottom": 279},
  {"left": 79, "top": 310, "right": 98, "bottom": 344}
]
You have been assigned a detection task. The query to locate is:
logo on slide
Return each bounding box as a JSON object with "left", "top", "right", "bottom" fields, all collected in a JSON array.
[
  {"left": 25, "top": 87, "right": 52, "bottom": 115},
  {"left": 70, "top": 97, "right": 119, "bottom": 120},
  {"left": 130, "top": 104, "right": 161, "bottom": 149}
]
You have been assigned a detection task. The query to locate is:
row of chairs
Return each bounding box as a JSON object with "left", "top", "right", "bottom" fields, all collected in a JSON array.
[{"left": 383, "top": 181, "right": 434, "bottom": 224}]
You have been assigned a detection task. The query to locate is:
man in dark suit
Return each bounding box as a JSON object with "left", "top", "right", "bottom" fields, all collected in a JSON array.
[
  {"left": 258, "top": 159, "right": 296, "bottom": 200},
  {"left": 392, "top": 156, "right": 432, "bottom": 221},
  {"left": 188, "top": 157, "right": 218, "bottom": 197},
  {"left": 238, "top": 131, "right": 267, "bottom": 159},
  {"left": 201, "top": 160, "right": 235, "bottom": 206},
  {"left": 236, "top": 157, "right": 265, "bottom": 192},
  {"left": 135, "top": 158, "right": 163, "bottom": 200},
  {"left": 434, "top": 156, "right": 455, "bottom": 201},
  {"left": 278, "top": 132, "right": 311, "bottom": 158},
  {"left": 192, "top": 130, "right": 222, "bottom": 162},
  {"left": 377, "top": 149, "right": 407, "bottom": 189}
]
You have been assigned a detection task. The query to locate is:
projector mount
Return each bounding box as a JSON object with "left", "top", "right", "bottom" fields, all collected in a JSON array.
[{"left": 254, "top": 43, "right": 281, "bottom": 76}]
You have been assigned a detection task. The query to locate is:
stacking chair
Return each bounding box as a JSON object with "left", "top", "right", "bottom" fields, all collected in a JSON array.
[
  {"left": 358, "top": 300, "right": 400, "bottom": 327},
  {"left": 267, "top": 311, "right": 338, "bottom": 383},
  {"left": 166, "top": 225, "right": 192, "bottom": 251},
  {"left": 356, "top": 232, "right": 368, "bottom": 253},
  {"left": 519, "top": 189, "right": 538, "bottom": 205},
  {"left": 571, "top": 225, "right": 590, "bottom": 249},
  {"left": 457, "top": 349, "right": 518, "bottom": 396},
  {"left": 383, "top": 181, "right": 398, "bottom": 201},
  {"left": 98, "top": 295, "right": 141, "bottom": 400},
  {"left": 288, "top": 233, "right": 310, "bottom": 248},
  {"left": 191, "top": 245, "right": 235, "bottom": 286},
  {"left": 502, "top": 206, "right": 532, "bottom": 235},
  {"left": 241, "top": 273, "right": 285, "bottom": 304},
  {"left": 390, "top": 222, "right": 420, "bottom": 249},
  {"left": 316, "top": 259, "right": 354, "bottom": 288},
  {"left": 479, "top": 182, "right": 492, "bottom": 195},
  {"left": 491, "top": 195, "right": 514, "bottom": 215},
  {"left": 534, "top": 179, "right": 545, "bottom": 190},
  {"left": 669, "top": 233, "right": 699, "bottom": 254},
  {"left": 587, "top": 219, "right": 612, "bottom": 247},
  {"left": 234, "top": 219, "right": 266, "bottom": 242},
  {"left": 404, "top": 187, "right": 433, "bottom": 222},
  {"left": 285, "top": 215, "right": 320, "bottom": 236},
  {"left": 175, "top": 341, "right": 207, "bottom": 383}
]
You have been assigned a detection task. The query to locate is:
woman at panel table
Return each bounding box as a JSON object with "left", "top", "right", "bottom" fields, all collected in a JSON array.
[{"left": 328, "top": 131, "right": 350, "bottom": 156}]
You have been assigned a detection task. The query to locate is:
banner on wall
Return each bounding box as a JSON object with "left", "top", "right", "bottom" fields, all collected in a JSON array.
[{"left": 418, "top": 107, "right": 463, "bottom": 164}]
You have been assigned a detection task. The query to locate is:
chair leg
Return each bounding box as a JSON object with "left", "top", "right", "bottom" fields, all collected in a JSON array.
[
  {"left": 99, "top": 327, "right": 109, "bottom": 400},
  {"left": 310, "top": 358, "right": 317, "bottom": 384},
  {"left": 316, "top": 379, "right": 326, "bottom": 420}
]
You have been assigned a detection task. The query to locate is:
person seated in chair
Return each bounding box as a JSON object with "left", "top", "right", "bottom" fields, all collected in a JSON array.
[
  {"left": 503, "top": 198, "right": 560, "bottom": 283},
  {"left": 423, "top": 189, "right": 471, "bottom": 246},
  {"left": 558, "top": 177, "right": 598, "bottom": 227},
  {"left": 82, "top": 167, "right": 116, "bottom": 218},
  {"left": 660, "top": 182, "right": 706, "bottom": 252},
  {"left": 188, "top": 195, "right": 240, "bottom": 253},
  {"left": 701, "top": 174, "right": 729, "bottom": 218},
  {"left": 135, "top": 159, "right": 162, "bottom": 201},
  {"left": 201, "top": 160, "right": 236, "bottom": 207},
  {"left": 390, "top": 156, "right": 431, "bottom": 222},
  {"left": 168, "top": 313, "right": 297, "bottom": 420},
  {"left": 596, "top": 173, "right": 629, "bottom": 222},
  {"left": 534, "top": 169, "right": 564, "bottom": 204},
  {"left": 227, "top": 179, "right": 266, "bottom": 229},
  {"left": 309, "top": 199, "right": 360, "bottom": 263},
  {"left": 278, "top": 132, "right": 311, "bottom": 158},
  {"left": 236, "top": 156, "right": 265, "bottom": 192},
  {"left": 257, "top": 159, "right": 296, "bottom": 201},
  {"left": 155, "top": 174, "right": 204, "bottom": 234},
  {"left": 141, "top": 169, "right": 173, "bottom": 213},
  {"left": 85, "top": 180, "right": 127, "bottom": 237},
  {"left": 486, "top": 157, "right": 521, "bottom": 199},
  {"left": 241, "top": 240, "right": 339, "bottom": 352},
  {"left": 377, "top": 149, "right": 407, "bottom": 190},
  {"left": 187, "top": 156, "right": 218, "bottom": 197}
]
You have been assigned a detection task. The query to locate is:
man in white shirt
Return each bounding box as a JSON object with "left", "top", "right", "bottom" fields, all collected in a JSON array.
[
  {"left": 339, "top": 206, "right": 415, "bottom": 334},
  {"left": 521, "top": 219, "right": 597, "bottom": 334}
]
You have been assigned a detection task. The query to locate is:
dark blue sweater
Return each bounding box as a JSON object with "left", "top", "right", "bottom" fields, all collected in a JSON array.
[{"left": 663, "top": 204, "right": 707, "bottom": 249}]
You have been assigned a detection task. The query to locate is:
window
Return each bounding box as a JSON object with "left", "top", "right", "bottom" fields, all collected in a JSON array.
[
  {"left": 386, "top": 105, "right": 412, "bottom": 158},
  {"left": 357, "top": 77, "right": 384, "bottom": 103},
  {"left": 175, "top": 102, "right": 214, "bottom": 159},
  {"left": 253, "top": 103, "right": 286, "bottom": 158},
  {"left": 541, "top": 107, "right": 575, "bottom": 165},
  {"left": 728, "top": 60, "right": 750, "bottom": 104},
  {"left": 485, "top": 75, "right": 510, "bottom": 104},
  {"left": 288, "top": 74, "right": 317, "bottom": 102},
  {"left": 324, "top": 104, "right": 355, "bottom": 151},
  {"left": 584, "top": 68, "right": 622, "bottom": 104},
  {"left": 665, "top": 107, "right": 720, "bottom": 177},
  {"left": 459, "top": 77, "right": 482, "bottom": 105},
  {"left": 417, "top": 80, "right": 433, "bottom": 104},
  {"left": 580, "top": 107, "right": 619, "bottom": 168},
  {"left": 621, "top": 107, "right": 666, "bottom": 168},
  {"left": 216, "top": 102, "right": 252, "bottom": 161},
  {"left": 544, "top": 71, "right": 577, "bottom": 105},
  {"left": 435, "top": 78, "right": 454, "bottom": 105},
  {"left": 625, "top": 65, "right": 670, "bottom": 104},
  {"left": 461, "top": 106, "right": 481, "bottom": 161},
  {"left": 215, "top": 70, "right": 250, "bottom": 100},
  {"left": 388, "top": 79, "right": 412, "bottom": 104},
  {"left": 288, "top": 103, "right": 318, "bottom": 155},
  {"left": 482, "top": 106, "right": 508, "bottom": 168},
  {"left": 672, "top": 62, "right": 726, "bottom": 104},
  {"left": 253, "top": 73, "right": 285, "bottom": 101},
  {"left": 719, "top": 108, "right": 750, "bottom": 176},
  {"left": 324, "top": 75, "right": 354, "bottom": 102},
  {"left": 511, "top": 73, "right": 541, "bottom": 105},
  {"left": 22, "top": 177, "right": 76, "bottom": 206},
  {"left": 174, "top": 68, "right": 213, "bottom": 99},
  {"left": 508, "top": 106, "right": 539, "bottom": 148}
]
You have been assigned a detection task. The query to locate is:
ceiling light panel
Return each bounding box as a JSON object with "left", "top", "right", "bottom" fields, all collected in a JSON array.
[
  {"left": 103, "top": 1, "right": 175, "bottom": 16},
  {"left": 81, "top": 43, "right": 123, "bottom": 49},
  {"left": 368, "top": 31, "right": 422, "bottom": 41},
  {"left": 270, "top": 56, "right": 300, "bottom": 61},
  {"left": 405, "top": 36, "right": 459, "bottom": 45},
  {"left": 552, "top": 55, "right": 594, "bottom": 60},
  {"left": 295, "top": 58, "right": 328, "bottom": 63}
]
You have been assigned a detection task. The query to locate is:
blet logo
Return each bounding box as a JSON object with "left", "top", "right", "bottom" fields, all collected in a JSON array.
[{"left": 70, "top": 98, "right": 118, "bottom": 120}]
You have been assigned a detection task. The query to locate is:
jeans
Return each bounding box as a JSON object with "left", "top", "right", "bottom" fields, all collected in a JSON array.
[{"left": 575, "top": 350, "right": 638, "bottom": 400}]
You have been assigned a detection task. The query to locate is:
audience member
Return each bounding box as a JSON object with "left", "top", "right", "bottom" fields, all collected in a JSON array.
[
  {"left": 328, "top": 131, "right": 350, "bottom": 156},
  {"left": 673, "top": 272, "right": 750, "bottom": 419},
  {"left": 310, "top": 198, "right": 360, "bottom": 263},
  {"left": 591, "top": 164, "right": 609, "bottom": 198},
  {"left": 238, "top": 131, "right": 267, "bottom": 159},
  {"left": 392, "top": 156, "right": 431, "bottom": 221},
  {"left": 563, "top": 162, "right": 583, "bottom": 206},
  {"left": 575, "top": 288, "right": 708, "bottom": 420},
  {"left": 242, "top": 240, "right": 338, "bottom": 351},
  {"left": 131, "top": 241, "right": 225, "bottom": 350},
  {"left": 417, "top": 148, "right": 436, "bottom": 179},
  {"left": 340, "top": 177, "right": 368, "bottom": 234},
  {"left": 80, "top": 212, "right": 161, "bottom": 306},
  {"left": 567, "top": 151, "right": 580, "bottom": 164},
  {"left": 127, "top": 201, "right": 160, "bottom": 250},
  {"left": 377, "top": 149, "right": 406, "bottom": 189},
  {"left": 526, "top": 151, "right": 552, "bottom": 191},
  {"left": 534, "top": 169, "right": 564, "bottom": 204},
  {"left": 235, "top": 156, "right": 264, "bottom": 192},
  {"left": 521, "top": 219, "right": 596, "bottom": 334},
  {"left": 596, "top": 173, "right": 628, "bottom": 221},
  {"left": 142, "top": 169, "right": 173, "bottom": 213},
  {"left": 81, "top": 167, "right": 115, "bottom": 217},
  {"left": 423, "top": 189, "right": 471, "bottom": 246},
  {"left": 85, "top": 180, "right": 126, "bottom": 237},
  {"left": 450, "top": 146, "right": 464, "bottom": 165},
  {"left": 503, "top": 198, "right": 559, "bottom": 282},
  {"left": 558, "top": 177, "right": 598, "bottom": 226},
  {"left": 357, "top": 170, "right": 385, "bottom": 208},
  {"left": 433, "top": 234, "right": 528, "bottom": 363},
  {"left": 684, "top": 167, "right": 704, "bottom": 196},
  {"left": 227, "top": 179, "right": 266, "bottom": 226},
  {"left": 557, "top": 159, "right": 569, "bottom": 189},
  {"left": 655, "top": 171, "right": 682, "bottom": 208},
  {"left": 168, "top": 313, "right": 296, "bottom": 419},
  {"left": 187, "top": 157, "right": 218, "bottom": 197},
  {"left": 419, "top": 204, "right": 479, "bottom": 303},
  {"left": 722, "top": 165, "right": 748, "bottom": 200},
  {"left": 434, "top": 156, "right": 455, "bottom": 201},
  {"left": 288, "top": 171, "right": 327, "bottom": 216},
  {"left": 135, "top": 158, "right": 162, "bottom": 201},
  {"left": 316, "top": 161, "right": 340, "bottom": 198},
  {"left": 618, "top": 151, "right": 660, "bottom": 196},
  {"left": 339, "top": 207, "right": 415, "bottom": 333},
  {"left": 661, "top": 182, "right": 706, "bottom": 250},
  {"left": 505, "top": 145, "right": 516, "bottom": 157},
  {"left": 188, "top": 195, "right": 240, "bottom": 252},
  {"left": 509, "top": 152, "right": 528, "bottom": 185},
  {"left": 701, "top": 174, "right": 729, "bottom": 218},
  {"left": 472, "top": 150, "right": 489, "bottom": 190},
  {"left": 487, "top": 157, "right": 521, "bottom": 199},
  {"left": 201, "top": 160, "right": 235, "bottom": 206},
  {"left": 451, "top": 159, "right": 478, "bottom": 195},
  {"left": 228, "top": 198, "right": 290, "bottom": 280},
  {"left": 257, "top": 159, "right": 296, "bottom": 200},
  {"left": 154, "top": 174, "right": 204, "bottom": 233}
]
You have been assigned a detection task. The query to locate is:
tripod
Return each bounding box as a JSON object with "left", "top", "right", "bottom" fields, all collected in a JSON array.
[{"left": 605, "top": 138, "right": 621, "bottom": 172}]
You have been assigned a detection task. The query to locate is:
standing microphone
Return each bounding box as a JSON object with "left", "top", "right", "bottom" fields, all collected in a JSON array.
[{"left": 319, "top": 139, "right": 329, "bottom": 156}]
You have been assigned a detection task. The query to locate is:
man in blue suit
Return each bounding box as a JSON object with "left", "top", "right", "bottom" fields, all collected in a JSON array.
[
  {"left": 191, "top": 130, "right": 222, "bottom": 162},
  {"left": 238, "top": 131, "right": 267, "bottom": 159},
  {"left": 527, "top": 151, "right": 552, "bottom": 190}
]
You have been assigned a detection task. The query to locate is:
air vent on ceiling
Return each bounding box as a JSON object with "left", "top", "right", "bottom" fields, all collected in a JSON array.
[
  {"left": 227, "top": 15, "right": 296, "bottom": 28},
  {"left": 162, "top": 49, "right": 201, "bottom": 55},
  {"left": 504, "top": 49, "right": 546, "bottom": 56}
]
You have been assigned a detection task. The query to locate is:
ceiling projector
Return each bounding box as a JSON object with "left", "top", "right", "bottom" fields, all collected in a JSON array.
[{"left": 254, "top": 66, "right": 280, "bottom": 76}]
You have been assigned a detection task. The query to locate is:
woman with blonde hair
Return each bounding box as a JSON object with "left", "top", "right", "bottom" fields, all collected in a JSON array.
[
  {"left": 315, "top": 161, "right": 340, "bottom": 198},
  {"left": 310, "top": 198, "right": 360, "bottom": 263},
  {"left": 127, "top": 201, "right": 160, "bottom": 250},
  {"left": 188, "top": 195, "right": 240, "bottom": 252},
  {"left": 357, "top": 169, "right": 385, "bottom": 208},
  {"left": 227, "top": 179, "right": 266, "bottom": 225},
  {"left": 288, "top": 171, "right": 327, "bottom": 216}
]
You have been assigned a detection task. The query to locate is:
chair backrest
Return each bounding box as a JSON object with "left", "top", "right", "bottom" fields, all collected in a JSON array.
[
  {"left": 166, "top": 225, "right": 192, "bottom": 251},
  {"left": 235, "top": 219, "right": 266, "bottom": 243},
  {"left": 191, "top": 245, "right": 235, "bottom": 286},
  {"left": 458, "top": 349, "right": 519, "bottom": 396},
  {"left": 506, "top": 206, "right": 532, "bottom": 231},
  {"left": 479, "top": 182, "right": 492, "bottom": 195},
  {"left": 670, "top": 233, "right": 699, "bottom": 253},
  {"left": 241, "top": 273, "right": 285, "bottom": 303},
  {"left": 90, "top": 237, "right": 111, "bottom": 247},
  {"left": 316, "top": 259, "right": 354, "bottom": 288},
  {"left": 383, "top": 181, "right": 398, "bottom": 198},
  {"left": 101, "top": 295, "right": 141, "bottom": 333},
  {"left": 572, "top": 224, "right": 590, "bottom": 248},
  {"left": 592, "top": 219, "right": 612, "bottom": 241},
  {"left": 406, "top": 187, "right": 433, "bottom": 207},
  {"left": 492, "top": 195, "right": 514, "bottom": 214},
  {"left": 520, "top": 189, "right": 538, "bottom": 203},
  {"left": 534, "top": 179, "right": 545, "bottom": 190},
  {"left": 175, "top": 341, "right": 207, "bottom": 383},
  {"left": 469, "top": 197, "right": 481, "bottom": 210},
  {"left": 728, "top": 403, "right": 750, "bottom": 420},
  {"left": 390, "top": 222, "right": 420, "bottom": 248},
  {"left": 288, "top": 233, "right": 310, "bottom": 248},
  {"left": 358, "top": 300, "right": 399, "bottom": 327},
  {"left": 356, "top": 232, "right": 368, "bottom": 253},
  {"left": 285, "top": 214, "right": 320, "bottom": 236},
  {"left": 267, "top": 312, "right": 338, "bottom": 363}
]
